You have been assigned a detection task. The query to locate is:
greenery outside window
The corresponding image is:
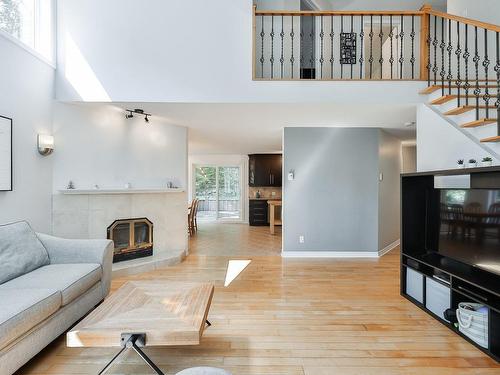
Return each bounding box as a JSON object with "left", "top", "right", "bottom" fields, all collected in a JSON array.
[{"left": 0, "top": 0, "right": 54, "bottom": 62}]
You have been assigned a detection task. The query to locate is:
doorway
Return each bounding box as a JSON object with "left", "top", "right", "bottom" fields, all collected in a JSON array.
[{"left": 194, "top": 165, "right": 242, "bottom": 221}]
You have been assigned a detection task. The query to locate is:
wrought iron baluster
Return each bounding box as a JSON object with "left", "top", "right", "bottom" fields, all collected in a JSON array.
[
  {"left": 351, "top": 15, "right": 354, "bottom": 79},
  {"left": 260, "top": 15, "right": 265, "bottom": 78},
  {"left": 474, "top": 26, "right": 480, "bottom": 121},
  {"left": 330, "top": 15, "right": 334, "bottom": 79},
  {"left": 280, "top": 15, "right": 284, "bottom": 79},
  {"left": 426, "top": 15, "right": 431, "bottom": 85},
  {"left": 495, "top": 31, "right": 500, "bottom": 134},
  {"left": 433, "top": 16, "right": 438, "bottom": 85},
  {"left": 389, "top": 15, "right": 394, "bottom": 79},
  {"left": 484, "top": 29, "right": 491, "bottom": 119},
  {"left": 455, "top": 21, "right": 462, "bottom": 106},
  {"left": 300, "top": 19, "right": 304, "bottom": 76},
  {"left": 290, "top": 15, "right": 295, "bottom": 79},
  {"left": 464, "top": 24, "right": 470, "bottom": 105},
  {"left": 310, "top": 16, "right": 315, "bottom": 77},
  {"left": 369, "top": 15, "right": 373, "bottom": 79},
  {"left": 399, "top": 15, "right": 404, "bottom": 79},
  {"left": 440, "top": 17, "right": 446, "bottom": 96},
  {"left": 447, "top": 19, "right": 452, "bottom": 95},
  {"left": 341, "top": 15, "right": 344, "bottom": 79},
  {"left": 410, "top": 15, "right": 416, "bottom": 79},
  {"left": 359, "top": 15, "right": 364, "bottom": 79},
  {"left": 379, "top": 14, "right": 384, "bottom": 79},
  {"left": 270, "top": 15, "right": 275, "bottom": 79},
  {"left": 320, "top": 15, "right": 324, "bottom": 79}
]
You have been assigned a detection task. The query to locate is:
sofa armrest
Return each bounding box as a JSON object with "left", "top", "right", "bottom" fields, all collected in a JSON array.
[{"left": 36, "top": 233, "right": 114, "bottom": 298}]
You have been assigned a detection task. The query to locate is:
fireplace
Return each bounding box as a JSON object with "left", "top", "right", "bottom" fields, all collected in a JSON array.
[{"left": 107, "top": 218, "right": 153, "bottom": 263}]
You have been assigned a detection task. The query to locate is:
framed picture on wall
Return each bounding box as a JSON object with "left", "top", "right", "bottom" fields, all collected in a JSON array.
[{"left": 0, "top": 115, "right": 13, "bottom": 191}]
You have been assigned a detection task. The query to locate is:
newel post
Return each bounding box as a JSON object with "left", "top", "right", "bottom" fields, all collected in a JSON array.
[{"left": 419, "top": 4, "right": 432, "bottom": 81}]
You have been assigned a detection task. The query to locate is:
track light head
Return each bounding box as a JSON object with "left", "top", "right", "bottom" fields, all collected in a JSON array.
[
  {"left": 144, "top": 115, "right": 150, "bottom": 123},
  {"left": 125, "top": 111, "right": 134, "bottom": 119}
]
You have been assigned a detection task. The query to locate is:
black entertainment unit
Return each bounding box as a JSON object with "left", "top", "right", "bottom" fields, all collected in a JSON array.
[{"left": 401, "top": 166, "right": 500, "bottom": 362}]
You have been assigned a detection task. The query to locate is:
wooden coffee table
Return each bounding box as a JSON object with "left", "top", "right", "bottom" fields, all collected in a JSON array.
[{"left": 67, "top": 280, "right": 214, "bottom": 375}]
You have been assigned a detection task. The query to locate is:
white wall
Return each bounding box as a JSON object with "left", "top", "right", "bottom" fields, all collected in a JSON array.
[
  {"left": 402, "top": 144, "right": 417, "bottom": 173},
  {"left": 378, "top": 130, "right": 401, "bottom": 250},
  {"left": 55, "top": 0, "right": 423, "bottom": 104},
  {"left": 0, "top": 35, "right": 54, "bottom": 232},
  {"left": 447, "top": 0, "right": 500, "bottom": 25},
  {"left": 52, "top": 103, "right": 188, "bottom": 191},
  {"left": 188, "top": 154, "right": 249, "bottom": 223},
  {"left": 416, "top": 104, "right": 499, "bottom": 171}
]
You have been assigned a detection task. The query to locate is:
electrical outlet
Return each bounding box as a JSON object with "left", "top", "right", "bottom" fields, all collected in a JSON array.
[
  {"left": 271, "top": 191, "right": 276, "bottom": 196},
  {"left": 299, "top": 235, "right": 305, "bottom": 244}
]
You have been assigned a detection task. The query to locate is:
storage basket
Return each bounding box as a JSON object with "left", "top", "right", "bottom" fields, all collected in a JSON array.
[{"left": 456, "top": 302, "right": 489, "bottom": 349}]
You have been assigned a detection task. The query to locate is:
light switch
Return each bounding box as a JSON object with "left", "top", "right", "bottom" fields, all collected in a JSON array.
[{"left": 379, "top": 173, "right": 383, "bottom": 182}]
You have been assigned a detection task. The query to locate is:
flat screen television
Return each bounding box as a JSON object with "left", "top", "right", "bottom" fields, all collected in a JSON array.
[{"left": 437, "top": 189, "right": 500, "bottom": 276}]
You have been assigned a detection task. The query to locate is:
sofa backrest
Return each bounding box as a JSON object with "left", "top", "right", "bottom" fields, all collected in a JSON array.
[{"left": 0, "top": 221, "right": 50, "bottom": 285}]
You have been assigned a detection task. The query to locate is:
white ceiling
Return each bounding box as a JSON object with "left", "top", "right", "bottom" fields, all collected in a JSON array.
[{"left": 114, "top": 103, "right": 416, "bottom": 155}]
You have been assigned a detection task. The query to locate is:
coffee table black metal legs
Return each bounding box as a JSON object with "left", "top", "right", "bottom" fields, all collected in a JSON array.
[{"left": 98, "top": 333, "right": 164, "bottom": 375}]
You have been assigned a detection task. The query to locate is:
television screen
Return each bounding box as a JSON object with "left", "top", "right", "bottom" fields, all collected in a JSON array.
[{"left": 439, "top": 189, "right": 500, "bottom": 276}]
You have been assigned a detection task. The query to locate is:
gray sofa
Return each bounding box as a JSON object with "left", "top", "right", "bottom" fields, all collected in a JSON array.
[{"left": 0, "top": 221, "right": 113, "bottom": 375}]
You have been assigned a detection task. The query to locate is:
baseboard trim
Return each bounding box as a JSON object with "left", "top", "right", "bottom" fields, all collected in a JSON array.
[
  {"left": 378, "top": 239, "right": 400, "bottom": 257},
  {"left": 281, "top": 239, "right": 400, "bottom": 259},
  {"left": 281, "top": 251, "right": 380, "bottom": 258}
]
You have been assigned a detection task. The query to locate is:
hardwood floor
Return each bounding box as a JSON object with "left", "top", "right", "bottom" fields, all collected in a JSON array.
[{"left": 19, "top": 223, "right": 500, "bottom": 374}]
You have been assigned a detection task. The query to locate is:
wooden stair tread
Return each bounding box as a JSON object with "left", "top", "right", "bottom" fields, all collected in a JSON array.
[
  {"left": 444, "top": 106, "right": 496, "bottom": 116},
  {"left": 461, "top": 118, "right": 497, "bottom": 128},
  {"left": 420, "top": 84, "right": 497, "bottom": 95},
  {"left": 430, "top": 95, "right": 457, "bottom": 104},
  {"left": 481, "top": 136, "right": 500, "bottom": 143}
]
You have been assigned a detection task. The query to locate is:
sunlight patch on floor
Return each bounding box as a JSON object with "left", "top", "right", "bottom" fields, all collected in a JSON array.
[{"left": 224, "top": 260, "right": 251, "bottom": 287}]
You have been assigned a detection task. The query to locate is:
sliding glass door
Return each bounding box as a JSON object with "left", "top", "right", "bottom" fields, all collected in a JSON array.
[{"left": 194, "top": 165, "right": 241, "bottom": 221}]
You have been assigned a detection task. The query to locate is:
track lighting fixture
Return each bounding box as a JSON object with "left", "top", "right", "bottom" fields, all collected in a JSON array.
[{"left": 125, "top": 109, "right": 152, "bottom": 124}]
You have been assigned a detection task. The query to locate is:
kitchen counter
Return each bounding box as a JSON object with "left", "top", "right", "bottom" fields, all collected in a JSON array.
[{"left": 250, "top": 198, "right": 281, "bottom": 201}]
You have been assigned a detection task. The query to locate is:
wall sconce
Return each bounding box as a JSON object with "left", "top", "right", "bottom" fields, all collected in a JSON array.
[{"left": 37, "top": 134, "right": 54, "bottom": 156}]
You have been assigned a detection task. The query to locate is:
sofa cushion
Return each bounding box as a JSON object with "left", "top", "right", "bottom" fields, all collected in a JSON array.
[
  {"left": 0, "top": 288, "right": 61, "bottom": 350},
  {"left": 0, "top": 221, "right": 50, "bottom": 285},
  {"left": 1, "top": 264, "right": 101, "bottom": 306}
]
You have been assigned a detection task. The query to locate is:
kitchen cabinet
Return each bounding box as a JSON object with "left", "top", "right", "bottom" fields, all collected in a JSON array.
[
  {"left": 249, "top": 154, "right": 282, "bottom": 187},
  {"left": 249, "top": 200, "right": 268, "bottom": 226}
]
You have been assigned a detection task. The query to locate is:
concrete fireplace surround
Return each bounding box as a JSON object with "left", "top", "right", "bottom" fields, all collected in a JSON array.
[{"left": 52, "top": 190, "right": 188, "bottom": 277}]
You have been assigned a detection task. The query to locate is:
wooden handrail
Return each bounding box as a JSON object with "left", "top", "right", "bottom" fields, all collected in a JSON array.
[
  {"left": 255, "top": 10, "right": 424, "bottom": 16},
  {"left": 254, "top": 7, "right": 500, "bottom": 33},
  {"left": 425, "top": 9, "right": 500, "bottom": 33}
]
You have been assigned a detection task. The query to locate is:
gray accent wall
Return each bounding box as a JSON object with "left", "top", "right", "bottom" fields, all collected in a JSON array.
[
  {"left": 283, "top": 127, "right": 401, "bottom": 253},
  {"left": 283, "top": 127, "right": 380, "bottom": 252}
]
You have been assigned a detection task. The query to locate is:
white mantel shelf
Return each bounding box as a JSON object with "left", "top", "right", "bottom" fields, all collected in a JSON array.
[{"left": 58, "top": 188, "right": 185, "bottom": 195}]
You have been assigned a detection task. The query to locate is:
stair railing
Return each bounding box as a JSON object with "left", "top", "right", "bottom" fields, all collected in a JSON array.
[
  {"left": 252, "top": 4, "right": 500, "bottom": 139},
  {"left": 423, "top": 8, "right": 500, "bottom": 139},
  {"left": 253, "top": 6, "right": 427, "bottom": 80}
]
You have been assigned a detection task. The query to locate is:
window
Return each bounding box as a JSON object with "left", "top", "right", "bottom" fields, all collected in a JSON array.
[
  {"left": 445, "top": 190, "right": 467, "bottom": 205},
  {"left": 0, "top": 0, "right": 54, "bottom": 62}
]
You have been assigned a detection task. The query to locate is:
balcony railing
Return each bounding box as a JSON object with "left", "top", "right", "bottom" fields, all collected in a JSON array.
[{"left": 252, "top": 5, "right": 500, "bottom": 139}]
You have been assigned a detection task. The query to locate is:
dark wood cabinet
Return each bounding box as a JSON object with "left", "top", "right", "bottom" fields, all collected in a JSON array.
[
  {"left": 249, "top": 199, "right": 268, "bottom": 226},
  {"left": 249, "top": 154, "right": 282, "bottom": 187}
]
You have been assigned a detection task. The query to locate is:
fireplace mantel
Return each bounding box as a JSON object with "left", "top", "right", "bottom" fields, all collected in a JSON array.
[{"left": 58, "top": 188, "right": 184, "bottom": 195}]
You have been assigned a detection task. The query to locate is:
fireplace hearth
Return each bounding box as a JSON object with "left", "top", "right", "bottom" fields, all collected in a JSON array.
[{"left": 107, "top": 218, "right": 153, "bottom": 263}]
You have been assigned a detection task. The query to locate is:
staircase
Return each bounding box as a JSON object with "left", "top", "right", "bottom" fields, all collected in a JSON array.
[{"left": 418, "top": 82, "right": 500, "bottom": 162}]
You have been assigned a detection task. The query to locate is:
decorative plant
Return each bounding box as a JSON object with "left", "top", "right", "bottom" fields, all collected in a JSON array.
[
  {"left": 457, "top": 159, "right": 464, "bottom": 165},
  {"left": 482, "top": 157, "right": 493, "bottom": 162}
]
